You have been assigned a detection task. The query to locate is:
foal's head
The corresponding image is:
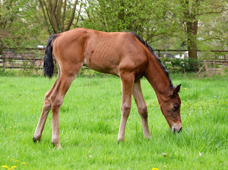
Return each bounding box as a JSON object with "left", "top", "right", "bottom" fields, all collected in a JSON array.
[{"left": 160, "top": 84, "right": 182, "bottom": 133}]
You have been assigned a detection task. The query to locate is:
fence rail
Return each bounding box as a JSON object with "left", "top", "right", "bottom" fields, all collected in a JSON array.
[{"left": 154, "top": 49, "right": 228, "bottom": 60}]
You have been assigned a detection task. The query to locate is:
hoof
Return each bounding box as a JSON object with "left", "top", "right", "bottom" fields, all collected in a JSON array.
[
  {"left": 146, "top": 135, "right": 151, "bottom": 140},
  {"left": 52, "top": 142, "right": 62, "bottom": 149},
  {"left": 57, "top": 145, "right": 62, "bottom": 149},
  {"left": 117, "top": 137, "right": 124, "bottom": 143},
  {"left": 33, "top": 136, "right": 41, "bottom": 143}
]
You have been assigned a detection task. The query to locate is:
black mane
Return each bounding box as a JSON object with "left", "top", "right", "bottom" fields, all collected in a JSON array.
[{"left": 125, "top": 31, "right": 174, "bottom": 89}]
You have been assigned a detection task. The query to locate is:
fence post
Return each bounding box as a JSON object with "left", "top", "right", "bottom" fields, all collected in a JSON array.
[
  {"left": 158, "top": 50, "right": 161, "bottom": 58},
  {"left": 3, "top": 54, "right": 5, "bottom": 72},
  {"left": 204, "top": 60, "right": 211, "bottom": 77}
]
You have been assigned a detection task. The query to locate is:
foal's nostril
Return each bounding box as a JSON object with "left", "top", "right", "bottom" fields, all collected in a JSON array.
[
  {"left": 172, "top": 127, "right": 176, "bottom": 133},
  {"left": 178, "top": 127, "right": 182, "bottom": 133}
]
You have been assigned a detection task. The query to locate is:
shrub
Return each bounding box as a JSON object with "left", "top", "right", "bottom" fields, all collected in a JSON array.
[{"left": 161, "top": 58, "right": 200, "bottom": 72}]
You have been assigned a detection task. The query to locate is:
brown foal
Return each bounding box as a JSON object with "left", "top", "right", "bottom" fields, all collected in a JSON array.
[{"left": 33, "top": 28, "right": 182, "bottom": 149}]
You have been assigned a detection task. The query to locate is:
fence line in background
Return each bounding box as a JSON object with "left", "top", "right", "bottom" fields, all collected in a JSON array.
[{"left": 0, "top": 48, "right": 228, "bottom": 72}]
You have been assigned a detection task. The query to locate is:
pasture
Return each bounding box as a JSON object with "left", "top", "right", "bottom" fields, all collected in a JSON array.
[{"left": 0, "top": 74, "right": 228, "bottom": 170}]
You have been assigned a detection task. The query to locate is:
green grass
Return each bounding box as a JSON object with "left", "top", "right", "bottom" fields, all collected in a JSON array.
[{"left": 0, "top": 73, "right": 228, "bottom": 170}]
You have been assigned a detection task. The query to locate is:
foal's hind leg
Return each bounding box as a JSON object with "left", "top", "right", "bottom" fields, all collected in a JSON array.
[
  {"left": 33, "top": 74, "right": 60, "bottom": 142},
  {"left": 50, "top": 73, "right": 76, "bottom": 149},
  {"left": 133, "top": 79, "right": 151, "bottom": 139}
]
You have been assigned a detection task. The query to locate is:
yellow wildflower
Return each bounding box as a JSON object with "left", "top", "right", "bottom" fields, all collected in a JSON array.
[
  {"left": 185, "top": 88, "right": 187, "bottom": 90},
  {"left": 2, "top": 165, "right": 8, "bottom": 168},
  {"left": 15, "top": 160, "right": 18, "bottom": 163},
  {"left": 11, "top": 166, "right": 17, "bottom": 169},
  {"left": 22, "top": 162, "right": 26, "bottom": 165},
  {"left": 152, "top": 168, "right": 159, "bottom": 170},
  {"left": 11, "top": 159, "right": 14, "bottom": 162}
]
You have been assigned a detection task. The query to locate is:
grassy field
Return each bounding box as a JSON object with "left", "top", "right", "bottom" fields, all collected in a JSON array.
[{"left": 0, "top": 73, "right": 228, "bottom": 170}]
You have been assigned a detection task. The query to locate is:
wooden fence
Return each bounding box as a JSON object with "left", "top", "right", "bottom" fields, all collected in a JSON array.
[
  {"left": 0, "top": 48, "right": 228, "bottom": 73},
  {"left": 155, "top": 49, "right": 228, "bottom": 74},
  {"left": 0, "top": 48, "right": 45, "bottom": 72}
]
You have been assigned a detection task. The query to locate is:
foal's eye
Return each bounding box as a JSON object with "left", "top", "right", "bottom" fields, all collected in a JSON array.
[{"left": 172, "top": 104, "right": 179, "bottom": 111}]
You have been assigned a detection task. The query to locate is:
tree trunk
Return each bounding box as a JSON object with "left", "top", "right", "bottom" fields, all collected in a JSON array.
[
  {"left": 187, "top": 19, "right": 198, "bottom": 60},
  {"left": 181, "top": 0, "right": 200, "bottom": 71}
]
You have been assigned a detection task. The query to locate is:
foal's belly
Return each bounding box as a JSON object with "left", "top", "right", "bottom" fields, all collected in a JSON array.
[{"left": 83, "top": 53, "right": 120, "bottom": 76}]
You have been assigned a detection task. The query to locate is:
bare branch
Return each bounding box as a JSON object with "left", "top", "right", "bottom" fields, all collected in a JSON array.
[
  {"left": 61, "top": 0, "right": 67, "bottom": 31},
  {"left": 39, "top": 0, "right": 51, "bottom": 34},
  {"left": 57, "top": 0, "right": 63, "bottom": 28},
  {"left": 66, "top": 0, "right": 78, "bottom": 31},
  {"left": 75, "top": 2, "right": 82, "bottom": 27}
]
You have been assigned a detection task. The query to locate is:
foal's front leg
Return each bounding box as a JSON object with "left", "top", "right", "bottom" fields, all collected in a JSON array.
[
  {"left": 117, "top": 72, "right": 135, "bottom": 142},
  {"left": 133, "top": 79, "right": 151, "bottom": 139}
]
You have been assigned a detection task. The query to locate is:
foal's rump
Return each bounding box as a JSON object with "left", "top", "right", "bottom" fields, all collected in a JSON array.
[{"left": 52, "top": 29, "right": 88, "bottom": 75}]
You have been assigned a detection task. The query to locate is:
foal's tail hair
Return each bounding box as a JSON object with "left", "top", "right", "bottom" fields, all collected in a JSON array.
[{"left": 44, "top": 34, "right": 58, "bottom": 78}]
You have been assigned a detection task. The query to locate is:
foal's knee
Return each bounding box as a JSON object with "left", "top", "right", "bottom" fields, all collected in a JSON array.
[
  {"left": 43, "top": 93, "right": 51, "bottom": 107},
  {"left": 138, "top": 105, "right": 148, "bottom": 119},
  {"left": 121, "top": 103, "right": 131, "bottom": 118},
  {"left": 51, "top": 96, "right": 63, "bottom": 110}
]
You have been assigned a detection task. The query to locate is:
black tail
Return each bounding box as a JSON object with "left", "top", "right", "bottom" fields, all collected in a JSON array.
[{"left": 43, "top": 34, "right": 58, "bottom": 78}]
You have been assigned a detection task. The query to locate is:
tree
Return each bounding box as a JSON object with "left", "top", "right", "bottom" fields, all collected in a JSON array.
[
  {"left": 179, "top": 0, "right": 225, "bottom": 60},
  {"left": 179, "top": 0, "right": 199, "bottom": 60},
  {"left": 39, "top": 0, "right": 83, "bottom": 34}
]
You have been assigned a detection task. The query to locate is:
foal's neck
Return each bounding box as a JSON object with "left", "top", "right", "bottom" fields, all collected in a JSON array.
[{"left": 144, "top": 54, "right": 173, "bottom": 102}]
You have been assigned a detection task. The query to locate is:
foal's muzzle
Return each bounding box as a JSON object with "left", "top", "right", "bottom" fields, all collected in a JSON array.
[{"left": 172, "top": 124, "right": 182, "bottom": 133}]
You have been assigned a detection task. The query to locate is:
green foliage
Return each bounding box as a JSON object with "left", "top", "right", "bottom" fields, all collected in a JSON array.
[
  {"left": 0, "top": 0, "right": 46, "bottom": 49},
  {"left": 83, "top": 0, "right": 181, "bottom": 43},
  {"left": 0, "top": 75, "right": 228, "bottom": 169}
]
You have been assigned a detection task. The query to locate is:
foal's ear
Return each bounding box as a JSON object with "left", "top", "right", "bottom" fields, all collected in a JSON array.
[
  {"left": 174, "top": 84, "right": 181, "bottom": 94},
  {"left": 169, "top": 84, "right": 181, "bottom": 96}
]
